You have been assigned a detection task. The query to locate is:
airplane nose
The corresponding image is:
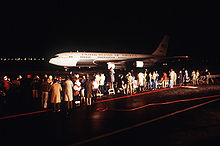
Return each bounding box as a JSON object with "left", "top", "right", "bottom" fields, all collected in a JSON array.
[
  {"left": 49, "top": 58, "right": 56, "bottom": 64},
  {"left": 49, "top": 57, "right": 78, "bottom": 67}
]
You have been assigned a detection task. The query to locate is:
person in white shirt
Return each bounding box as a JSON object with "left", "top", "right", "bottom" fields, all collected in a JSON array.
[
  {"left": 109, "top": 68, "right": 115, "bottom": 89},
  {"left": 99, "top": 73, "right": 105, "bottom": 94},
  {"left": 169, "top": 69, "right": 175, "bottom": 88},
  {"left": 137, "top": 72, "right": 144, "bottom": 92},
  {"left": 92, "top": 79, "right": 99, "bottom": 102}
]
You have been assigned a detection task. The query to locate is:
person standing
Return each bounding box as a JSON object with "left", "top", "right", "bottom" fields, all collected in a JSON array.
[
  {"left": 144, "top": 70, "right": 148, "bottom": 90},
  {"left": 118, "top": 74, "right": 126, "bottom": 94},
  {"left": 3, "top": 76, "right": 12, "bottom": 106},
  {"left": 148, "top": 72, "right": 152, "bottom": 89},
  {"left": 204, "top": 69, "right": 210, "bottom": 84},
  {"left": 178, "top": 71, "right": 183, "bottom": 86},
  {"left": 84, "top": 76, "right": 92, "bottom": 105},
  {"left": 206, "top": 71, "right": 213, "bottom": 85},
  {"left": 173, "top": 71, "right": 177, "bottom": 86},
  {"left": 169, "top": 69, "right": 175, "bottom": 88},
  {"left": 64, "top": 76, "right": 74, "bottom": 111},
  {"left": 51, "top": 79, "right": 62, "bottom": 112},
  {"left": 196, "top": 70, "right": 200, "bottom": 85},
  {"left": 184, "top": 70, "right": 189, "bottom": 86},
  {"left": 92, "top": 78, "right": 99, "bottom": 102},
  {"left": 99, "top": 73, "right": 105, "bottom": 95},
  {"left": 31, "top": 75, "right": 40, "bottom": 100},
  {"left": 31, "top": 75, "right": 41, "bottom": 108},
  {"left": 191, "top": 70, "right": 196, "bottom": 86},
  {"left": 40, "top": 78, "right": 51, "bottom": 109},
  {"left": 162, "top": 72, "right": 167, "bottom": 88},
  {"left": 155, "top": 71, "right": 159, "bottom": 89},
  {"left": 3, "top": 76, "right": 11, "bottom": 92},
  {"left": 109, "top": 67, "right": 115, "bottom": 89},
  {"left": 152, "top": 72, "right": 156, "bottom": 90},
  {"left": 73, "top": 79, "right": 82, "bottom": 107},
  {"left": 126, "top": 72, "right": 133, "bottom": 95},
  {"left": 80, "top": 76, "right": 86, "bottom": 104},
  {"left": 137, "top": 72, "right": 144, "bottom": 92}
]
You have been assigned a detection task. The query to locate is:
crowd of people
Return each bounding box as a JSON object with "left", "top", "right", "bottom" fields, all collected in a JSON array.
[{"left": 0, "top": 68, "right": 214, "bottom": 114}]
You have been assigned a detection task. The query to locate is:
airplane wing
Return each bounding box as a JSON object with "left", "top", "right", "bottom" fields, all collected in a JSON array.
[
  {"left": 165, "top": 56, "right": 189, "bottom": 59},
  {"left": 93, "top": 56, "right": 157, "bottom": 64},
  {"left": 94, "top": 55, "right": 188, "bottom": 64},
  {"left": 94, "top": 55, "right": 189, "bottom": 69}
]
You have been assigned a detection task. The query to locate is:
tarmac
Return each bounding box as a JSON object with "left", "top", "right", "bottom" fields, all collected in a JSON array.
[{"left": 1, "top": 85, "right": 220, "bottom": 146}]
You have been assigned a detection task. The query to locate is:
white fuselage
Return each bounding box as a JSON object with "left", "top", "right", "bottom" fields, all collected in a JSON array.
[{"left": 49, "top": 52, "right": 151, "bottom": 67}]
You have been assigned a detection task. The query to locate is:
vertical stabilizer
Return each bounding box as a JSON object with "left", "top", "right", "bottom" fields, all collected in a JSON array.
[{"left": 152, "top": 35, "right": 169, "bottom": 56}]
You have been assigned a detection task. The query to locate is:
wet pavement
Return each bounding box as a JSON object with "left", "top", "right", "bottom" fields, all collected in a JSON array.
[{"left": 1, "top": 85, "right": 220, "bottom": 146}]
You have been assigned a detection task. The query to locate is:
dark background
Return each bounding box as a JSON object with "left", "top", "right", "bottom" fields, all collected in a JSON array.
[{"left": 1, "top": 1, "right": 219, "bottom": 71}]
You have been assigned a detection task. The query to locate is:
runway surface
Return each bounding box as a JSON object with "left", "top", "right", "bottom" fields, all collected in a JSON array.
[{"left": 1, "top": 85, "right": 220, "bottom": 146}]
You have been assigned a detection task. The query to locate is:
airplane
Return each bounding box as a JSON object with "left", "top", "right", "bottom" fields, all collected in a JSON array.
[{"left": 49, "top": 35, "right": 188, "bottom": 69}]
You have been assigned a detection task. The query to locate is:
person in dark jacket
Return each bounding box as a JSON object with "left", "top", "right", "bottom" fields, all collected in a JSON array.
[
  {"left": 84, "top": 76, "right": 92, "bottom": 105},
  {"left": 178, "top": 71, "right": 183, "bottom": 86},
  {"left": 31, "top": 76, "right": 40, "bottom": 99},
  {"left": 40, "top": 78, "right": 51, "bottom": 109}
]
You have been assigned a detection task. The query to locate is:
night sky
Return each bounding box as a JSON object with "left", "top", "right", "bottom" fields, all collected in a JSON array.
[{"left": 1, "top": 1, "right": 220, "bottom": 58}]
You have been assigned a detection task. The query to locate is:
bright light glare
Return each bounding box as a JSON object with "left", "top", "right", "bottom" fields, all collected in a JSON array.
[
  {"left": 107, "top": 62, "right": 115, "bottom": 69},
  {"left": 136, "top": 61, "right": 144, "bottom": 67}
]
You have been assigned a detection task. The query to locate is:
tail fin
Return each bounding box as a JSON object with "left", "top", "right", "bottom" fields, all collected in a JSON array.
[{"left": 152, "top": 35, "right": 169, "bottom": 56}]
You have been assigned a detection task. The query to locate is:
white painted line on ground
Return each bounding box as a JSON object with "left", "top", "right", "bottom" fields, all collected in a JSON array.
[{"left": 181, "top": 86, "right": 198, "bottom": 89}]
